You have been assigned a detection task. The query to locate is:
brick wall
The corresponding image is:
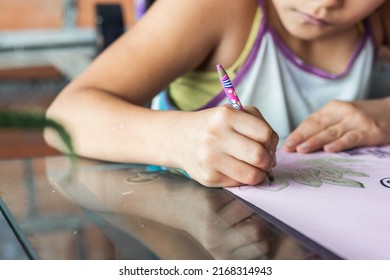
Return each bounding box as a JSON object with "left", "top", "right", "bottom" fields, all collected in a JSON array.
[
  {"left": 0, "top": 0, "right": 64, "bottom": 30},
  {"left": 0, "top": 0, "right": 135, "bottom": 30}
]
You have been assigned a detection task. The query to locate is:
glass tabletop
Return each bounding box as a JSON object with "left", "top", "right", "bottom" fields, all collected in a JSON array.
[{"left": 0, "top": 156, "right": 338, "bottom": 260}]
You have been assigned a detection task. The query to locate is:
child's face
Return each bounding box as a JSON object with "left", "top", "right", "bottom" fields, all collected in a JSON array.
[{"left": 271, "top": 0, "right": 385, "bottom": 40}]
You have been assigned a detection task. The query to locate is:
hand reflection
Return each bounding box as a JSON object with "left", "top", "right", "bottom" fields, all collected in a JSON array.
[
  {"left": 175, "top": 184, "right": 270, "bottom": 260},
  {"left": 46, "top": 163, "right": 275, "bottom": 259}
]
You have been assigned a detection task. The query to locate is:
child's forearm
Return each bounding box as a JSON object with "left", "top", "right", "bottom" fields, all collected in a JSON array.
[
  {"left": 45, "top": 87, "right": 278, "bottom": 187},
  {"left": 44, "top": 88, "right": 186, "bottom": 168}
]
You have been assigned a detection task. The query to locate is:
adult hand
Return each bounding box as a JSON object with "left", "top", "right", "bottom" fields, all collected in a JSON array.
[{"left": 283, "top": 98, "right": 390, "bottom": 153}]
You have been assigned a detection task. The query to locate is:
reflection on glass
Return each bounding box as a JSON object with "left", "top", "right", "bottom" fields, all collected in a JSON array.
[{"left": 44, "top": 158, "right": 319, "bottom": 260}]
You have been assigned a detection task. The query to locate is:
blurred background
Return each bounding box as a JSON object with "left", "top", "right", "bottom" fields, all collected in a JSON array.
[{"left": 0, "top": 0, "right": 153, "bottom": 159}]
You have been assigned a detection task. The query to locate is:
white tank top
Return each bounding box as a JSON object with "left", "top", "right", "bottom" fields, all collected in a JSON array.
[{"left": 234, "top": 24, "right": 374, "bottom": 141}]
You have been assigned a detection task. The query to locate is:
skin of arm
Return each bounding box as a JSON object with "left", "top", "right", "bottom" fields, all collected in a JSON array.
[
  {"left": 281, "top": 1, "right": 390, "bottom": 153},
  {"left": 44, "top": 0, "right": 278, "bottom": 187}
]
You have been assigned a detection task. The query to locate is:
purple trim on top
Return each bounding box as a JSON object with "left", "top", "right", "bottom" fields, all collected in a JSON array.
[
  {"left": 268, "top": 21, "right": 371, "bottom": 80},
  {"left": 197, "top": 0, "right": 268, "bottom": 110},
  {"left": 257, "top": 0, "right": 266, "bottom": 12}
]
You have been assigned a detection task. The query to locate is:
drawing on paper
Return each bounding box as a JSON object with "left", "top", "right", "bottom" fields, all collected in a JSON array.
[
  {"left": 342, "top": 147, "right": 390, "bottom": 158},
  {"left": 252, "top": 157, "right": 369, "bottom": 192},
  {"left": 380, "top": 178, "right": 390, "bottom": 188}
]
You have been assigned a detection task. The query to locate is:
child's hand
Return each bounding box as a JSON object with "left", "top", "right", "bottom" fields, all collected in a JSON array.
[
  {"left": 177, "top": 105, "right": 278, "bottom": 187},
  {"left": 283, "top": 99, "right": 390, "bottom": 153}
]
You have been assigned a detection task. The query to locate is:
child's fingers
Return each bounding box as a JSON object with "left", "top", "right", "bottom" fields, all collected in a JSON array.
[
  {"left": 243, "top": 105, "right": 262, "bottom": 117},
  {"left": 236, "top": 105, "right": 278, "bottom": 166},
  {"left": 195, "top": 170, "right": 238, "bottom": 188},
  {"left": 217, "top": 155, "right": 267, "bottom": 186},
  {"left": 244, "top": 106, "right": 279, "bottom": 152},
  {"left": 222, "top": 132, "right": 274, "bottom": 172},
  {"left": 193, "top": 157, "right": 265, "bottom": 187},
  {"left": 237, "top": 106, "right": 277, "bottom": 150},
  {"left": 323, "top": 130, "right": 368, "bottom": 153},
  {"left": 293, "top": 122, "right": 347, "bottom": 153},
  {"left": 283, "top": 109, "right": 339, "bottom": 152},
  {"left": 270, "top": 132, "right": 279, "bottom": 166}
]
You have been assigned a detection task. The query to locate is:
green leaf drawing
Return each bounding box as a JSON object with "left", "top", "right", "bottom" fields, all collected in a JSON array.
[
  {"left": 255, "top": 156, "right": 369, "bottom": 191},
  {"left": 291, "top": 173, "right": 322, "bottom": 187},
  {"left": 335, "top": 168, "right": 369, "bottom": 177},
  {"left": 319, "top": 168, "right": 343, "bottom": 179},
  {"left": 296, "top": 168, "right": 320, "bottom": 177},
  {"left": 320, "top": 177, "right": 365, "bottom": 188}
]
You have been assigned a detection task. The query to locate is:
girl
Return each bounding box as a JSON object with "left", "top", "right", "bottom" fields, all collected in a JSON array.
[{"left": 44, "top": 0, "right": 390, "bottom": 187}]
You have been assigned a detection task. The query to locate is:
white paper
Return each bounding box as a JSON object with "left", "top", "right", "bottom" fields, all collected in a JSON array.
[{"left": 227, "top": 145, "right": 390, "bottom": 259}]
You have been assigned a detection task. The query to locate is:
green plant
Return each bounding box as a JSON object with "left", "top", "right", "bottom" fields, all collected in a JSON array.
[{"left": 0, "top": 110, "right": 76, "bottom": 163}]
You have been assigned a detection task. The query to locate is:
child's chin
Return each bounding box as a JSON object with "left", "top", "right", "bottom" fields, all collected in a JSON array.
[{"left": 285, "top": 24, "right": 334, "bottom": 41}]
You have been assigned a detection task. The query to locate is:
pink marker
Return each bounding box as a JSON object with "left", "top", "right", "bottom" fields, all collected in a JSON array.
[{"left": 216, "top": 64, "right": 244, "bottom": 111}]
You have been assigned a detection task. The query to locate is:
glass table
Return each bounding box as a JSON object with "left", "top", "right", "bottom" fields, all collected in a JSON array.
[{"left": 0, "top": 156, "right": 339, "bottom": 260}]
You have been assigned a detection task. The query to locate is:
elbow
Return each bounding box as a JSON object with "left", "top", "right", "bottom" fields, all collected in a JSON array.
[
  {"left": 43, "top": 101, "right": 71, "bottom": 153},
  {"left": 43, "top": 122, "right": 58, "bottom": 151}
]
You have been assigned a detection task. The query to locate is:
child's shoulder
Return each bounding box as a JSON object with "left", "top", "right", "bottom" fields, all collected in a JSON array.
[
  {"left": 368, "top": 1, "right": 390, "bottom": 59},
  {"left": 147, "top": 0, "right": 256, "bottom": 15},
  {"left": 138, "top": 0, "right": 259, "bottom": 71},
  {"left": 139, "top": 0, "right": 257, "bottom": 37}
]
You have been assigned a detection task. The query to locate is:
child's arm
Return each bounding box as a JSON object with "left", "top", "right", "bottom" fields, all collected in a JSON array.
[{"left": 44, "top": 0, "right": 277, "bottom": 187}]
